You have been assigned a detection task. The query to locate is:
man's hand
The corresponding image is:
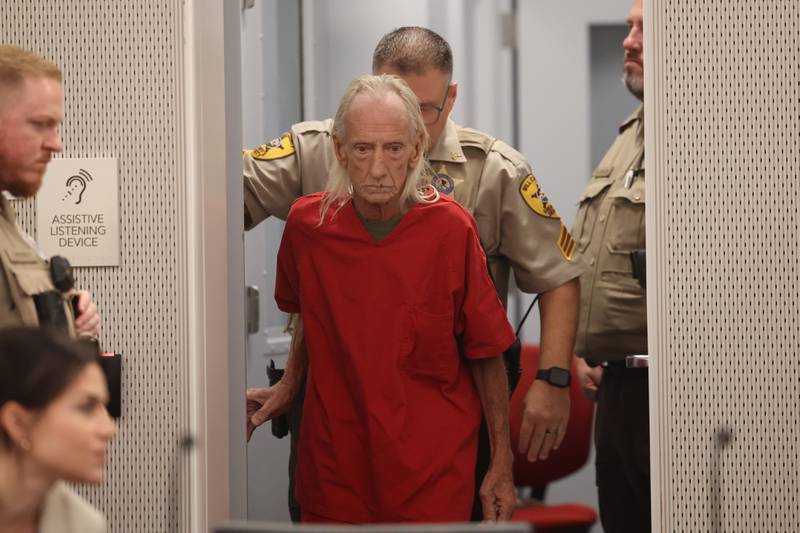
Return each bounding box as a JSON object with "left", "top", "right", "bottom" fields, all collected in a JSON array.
[
  {"left": 73, "top": 290, "right": 101, "bottom": 338},
  {"left": 522, "top": 278, "right": 578, "bottom": 461},
  {"left": 469, "top": 355, "right": 514, "bottom": 520},
  {"left": 575, "top": 356, "right": 603, "bottom": 401},
  {"left": 480, "top": 457, "right": 516, "bottom": 522},
  {"left": 247, "top": 316, "right": 308, "bottom": 441},
  {"left": 246, "top": 381, "right": 295, "bottom": 442},
  {"left": 517, "top": 381, "right": 570, "bottom": 462}
]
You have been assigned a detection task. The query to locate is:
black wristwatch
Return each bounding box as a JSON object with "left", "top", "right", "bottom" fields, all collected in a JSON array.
[{"left": 536, "top": 367, "right": 571, "bottom": 388}]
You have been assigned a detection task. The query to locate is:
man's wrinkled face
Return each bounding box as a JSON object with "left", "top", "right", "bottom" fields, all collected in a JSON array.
[
  {"left": 0, "top": 76, "right": 63, "bottom": 197},
  {"left": 376, "top": 66, "right": 456, "bottom": 149},
  {"left": 623, "top": 0, "right": 644, "bottom": 101},
  {"left": 334, "top": 92, "right": 422, "bottom": 214}
]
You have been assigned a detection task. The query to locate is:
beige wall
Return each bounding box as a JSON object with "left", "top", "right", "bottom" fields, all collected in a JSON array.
[
  {"left": 0, "top": 1, "right": 245, "bottom": 531},
  {"left": 645, "top": 0, "right": 800, "bottom": 530}
]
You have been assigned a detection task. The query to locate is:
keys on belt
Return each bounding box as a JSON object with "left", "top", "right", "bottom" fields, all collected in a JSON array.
[
  {"left": 625, "top": 355, "right": 648, "bottom": 368},
  {"left": 625, "top": 355, "right": 650, "bottom": 368},
  {"left": 598, "top": 355, "right": 649, "bottom": 369}
]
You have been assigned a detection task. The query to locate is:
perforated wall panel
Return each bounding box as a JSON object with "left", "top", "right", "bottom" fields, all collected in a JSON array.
[
  {"left": 0, "top": 2, "right": 190, "bottom": 531},
  {"left": 647, "top": 0, "right": 800, "bottom": 531}
]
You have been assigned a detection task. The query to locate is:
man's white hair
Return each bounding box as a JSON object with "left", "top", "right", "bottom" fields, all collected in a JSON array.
[{"left": 319, "top": 74, "right": 436, "bottom": 224}]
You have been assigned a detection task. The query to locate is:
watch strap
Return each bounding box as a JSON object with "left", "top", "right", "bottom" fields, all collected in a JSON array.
[{"left": 535, "top": 367, "right": 571, "bottom": 388}]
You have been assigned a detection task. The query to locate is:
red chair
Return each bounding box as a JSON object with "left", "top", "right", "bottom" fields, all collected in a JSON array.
[{"left": 509, "top": 344, "right": 597, "bottom": 532}]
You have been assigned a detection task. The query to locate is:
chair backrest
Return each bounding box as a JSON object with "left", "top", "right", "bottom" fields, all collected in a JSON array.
[{"left": 509, "top": 344, "right": 594, "bottom": 486}]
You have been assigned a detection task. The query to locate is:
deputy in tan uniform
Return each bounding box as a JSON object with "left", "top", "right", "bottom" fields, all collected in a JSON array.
[
  {"left": 0, "top": 45, "right": 100, "bottom": 338},
  {"left": 573, "top": 1, "right": 649, "bottom": 531},
  {"left": 244, "top": 27, "right": 583, "bottom": 521}
]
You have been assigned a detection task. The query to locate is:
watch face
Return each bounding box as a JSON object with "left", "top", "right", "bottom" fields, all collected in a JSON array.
[{"left": 550, "top": 367, "right": 571, "bottom": 387}]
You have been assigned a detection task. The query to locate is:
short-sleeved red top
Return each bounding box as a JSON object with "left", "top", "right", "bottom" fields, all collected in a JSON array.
[{"left": 276, "top": 193, "right": 515, "bottom": 523}]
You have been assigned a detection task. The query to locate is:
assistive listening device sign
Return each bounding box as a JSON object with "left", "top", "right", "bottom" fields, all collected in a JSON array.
[{"left": 36, "top": 158, "right": 119, "bottom": 267}]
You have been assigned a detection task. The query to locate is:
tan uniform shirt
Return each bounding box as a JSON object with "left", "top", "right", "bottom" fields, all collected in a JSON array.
[
  {"left": 573, "top": 106, "right": 646, "bottom": 362},
  {"left": 244, "top": 119, "right": 584, "bottom": 306},
  {"left": 0, "top": 195, "right": 74, "bottom": 333},
  {"left": 39, "top": 482, "right": 106, "bottom": 533}
]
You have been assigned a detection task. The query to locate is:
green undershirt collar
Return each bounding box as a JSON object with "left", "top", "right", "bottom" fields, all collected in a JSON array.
[{"left": 355, "top": 210, "right": 402, "bottom": 241}]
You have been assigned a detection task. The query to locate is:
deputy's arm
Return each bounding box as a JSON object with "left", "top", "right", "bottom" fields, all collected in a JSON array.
[
  {"left": 243, "top": 120, "right": 335, "bottom": 229},
  {"left": 518, "top": 278, "right": 580, "bottom": 461},
  {"left": 470, "top": 355, "right": 515, "bottom": 522},
  {"left": 243, "top": 133, "right": 303, "bottom": 229},
  {"left": 246, "top": 317, "right": 307, "bottom": 441},
  {"left": 476, "top": 143, "right": 583, "bottom": 462}
]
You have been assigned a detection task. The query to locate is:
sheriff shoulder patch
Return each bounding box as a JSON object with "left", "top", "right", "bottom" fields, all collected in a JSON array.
[
  {"left": 251, "top": 133, "right": 295, "bottom": 161},
  {"left": 558, "top": 223, "right": 576, "bottom": 261},
  {"left": 519, "top": 174, "right": 559, "bottom": 219}
]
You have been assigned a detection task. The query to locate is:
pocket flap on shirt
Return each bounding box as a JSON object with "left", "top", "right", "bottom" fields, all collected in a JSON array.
[
  {"left": 606, "top": 179, "right": 645, "bottom": 205},
  {"left": 593, "top": 166, "right": 613, "bottom": 178},
  {"left": 2, "top": 250, "right": 52, "bottom": 296},
  {"left": 402, "top": 308, "right": 458, "bottom": 382},
  {"left": 8, "top": 249, "right": 40, "bottom": 264},
  {"left": 13, "top": 268, "right": 53, "bottom": 296},
  {"left": 578, "top": 177, "right": 613, "bottom": 203}
]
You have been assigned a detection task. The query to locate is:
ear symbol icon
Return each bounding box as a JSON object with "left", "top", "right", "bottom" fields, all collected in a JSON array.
[
  {"left": 65, "top": 176, "right": 86, "bottom": 204},
  {"left": 63, "top": 169, "right": 93, "bottom": 205}
]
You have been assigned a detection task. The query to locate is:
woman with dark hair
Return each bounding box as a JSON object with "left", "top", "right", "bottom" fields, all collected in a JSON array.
[{"left": 0, "top": 328, "right": 116, "bottom": 533}]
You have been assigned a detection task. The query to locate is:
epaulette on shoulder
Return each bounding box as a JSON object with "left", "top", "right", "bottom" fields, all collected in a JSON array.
[
  {"left": 488, "top": 139, "right": 528, "bottom": 170},
  {"left": 247, "top": 120, "right": 332, "bottom": 161},
  {"left": 292, "top": 118, "right": 334, "bottom": 137},
  {"left": 457, "top": 127, "right": 495, "bottom": 153},
  {"left": 618, "top": 105, "right": 643, "bottom": 133}
]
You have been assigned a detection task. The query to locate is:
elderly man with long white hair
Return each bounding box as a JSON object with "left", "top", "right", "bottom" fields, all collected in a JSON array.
[{"left": 247, "top": 74, "right": 516, "bottom": 524}]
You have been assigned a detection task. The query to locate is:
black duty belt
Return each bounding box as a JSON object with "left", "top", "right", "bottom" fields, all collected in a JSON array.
[
  {"left": 588, "top": 355, "right": 649, "bottom": 370},
  {"left": 603, "top": 355, "right": 649, "bottom": 374}
]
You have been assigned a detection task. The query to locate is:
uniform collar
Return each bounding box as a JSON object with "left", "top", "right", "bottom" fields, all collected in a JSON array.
[
  {"left": 0, "top": 193, "right": 16, "bottom": 224},
  {"left": 427, "top": 119, "right": 466, "bottom": 164},
  {"left": 618, "top": 104, "right": 644, "bottom": 133}
]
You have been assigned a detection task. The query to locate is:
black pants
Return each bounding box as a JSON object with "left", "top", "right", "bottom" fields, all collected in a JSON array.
[{"left": 594, "top": 364, "right": 651, "bottom": 533}]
